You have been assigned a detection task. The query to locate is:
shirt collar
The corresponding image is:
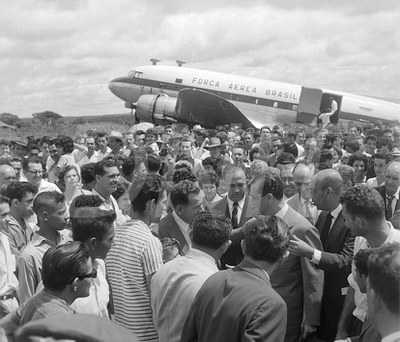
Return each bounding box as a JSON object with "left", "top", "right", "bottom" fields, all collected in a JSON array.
[
  {"left": 275, "top": 202, "right": 289, "bottom": 220},
  {"left": 172, "top": 210, "right": 190, "bottom": 230},
  {"left": 389, "top": 186, "right": 400, "bottom": 200},
  {"left": 227, "top": 195, "right": 246, "bottom": 210},
  {"left": 92, "top": 189, "right": 111, "bottom": 203},
  {"left": 331, "top": 204, "right": 342, "bottom": 220},
  {"left": 186, "top": 248, "right": 218, "bottom": 270}
]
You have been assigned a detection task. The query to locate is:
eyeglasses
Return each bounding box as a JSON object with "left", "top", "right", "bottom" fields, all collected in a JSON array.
[{"left": 68, "top": 269, "right": 97, "bottom": 283}]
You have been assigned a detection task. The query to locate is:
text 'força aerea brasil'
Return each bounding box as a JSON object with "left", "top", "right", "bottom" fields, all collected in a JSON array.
[{"left": 191, "top": 77, "right": 298, "bottom": 100}]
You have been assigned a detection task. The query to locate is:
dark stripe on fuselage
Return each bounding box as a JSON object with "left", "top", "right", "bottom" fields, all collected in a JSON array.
[{"left": 115, "top": 77, "right": 297, "bottom": 111}]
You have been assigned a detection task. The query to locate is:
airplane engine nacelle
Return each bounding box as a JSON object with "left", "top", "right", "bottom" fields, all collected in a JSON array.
[{"left": 135, "top": 94, "right": 178, "bottom": 125}]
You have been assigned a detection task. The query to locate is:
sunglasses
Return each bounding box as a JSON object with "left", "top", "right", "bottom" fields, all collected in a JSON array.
[{"left": 68, "top": 269, "right": 97, "bottom": 283}]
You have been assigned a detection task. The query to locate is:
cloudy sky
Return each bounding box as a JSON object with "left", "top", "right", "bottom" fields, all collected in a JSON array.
[{"left": 1, "top": 0, "right": 399, "bottom": 118}]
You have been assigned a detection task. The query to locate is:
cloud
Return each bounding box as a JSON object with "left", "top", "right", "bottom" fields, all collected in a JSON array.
[{"left": 0, "top": 0, "right": 399, "bottom": 118}]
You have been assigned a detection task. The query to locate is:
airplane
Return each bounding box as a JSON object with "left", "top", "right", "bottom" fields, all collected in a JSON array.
[{"left": 108, "top": 60, "right": 400, "bottom": 129}]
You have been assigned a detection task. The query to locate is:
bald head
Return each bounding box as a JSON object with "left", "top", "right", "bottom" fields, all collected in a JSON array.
[
  {"left": 315, "top": 169, "right": 343, "bottom": 195},
  {"left": 0, "top": 165, "right": 16, "bottom": 188},
  {"left": 312, "top": 169, "right": 343, "bottom": 211}
]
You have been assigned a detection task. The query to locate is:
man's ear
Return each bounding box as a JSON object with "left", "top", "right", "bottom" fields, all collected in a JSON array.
[
  {"left": 175, "top": 204, "right": 182, "bottom": 216},
  {"left": 88, "top": 237, "right": 97, "bottom": 250},
  {"left": 70, "top": 278, "right": 79, "bottom": 292},
  {"left": 42, "top": 211, "right": 49, "bottom": 222},
  {"left": 12, "top": 199, "right": 19, "bottom": 208}
]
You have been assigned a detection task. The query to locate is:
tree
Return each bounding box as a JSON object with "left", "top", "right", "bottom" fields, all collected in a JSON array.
[
  {"left": 0, "top": 113, "right": 20, "bottom": 126},
  {"left": 32, "top": 111, "right": 63, "bottom": 126}
]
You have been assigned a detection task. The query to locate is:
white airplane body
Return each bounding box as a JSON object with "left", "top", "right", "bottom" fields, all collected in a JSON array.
[{"left": 109, "top": 64, "right": 400, "bottom": 128}]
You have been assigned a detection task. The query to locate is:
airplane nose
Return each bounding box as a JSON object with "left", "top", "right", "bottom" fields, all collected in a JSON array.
[{"left": 108, "top": 77, "right": 142, "bottom": 104}]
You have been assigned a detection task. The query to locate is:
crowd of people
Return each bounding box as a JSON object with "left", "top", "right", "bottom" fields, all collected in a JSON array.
[{"left": 0, "top": 120, "right": 399, "bottom": 342}]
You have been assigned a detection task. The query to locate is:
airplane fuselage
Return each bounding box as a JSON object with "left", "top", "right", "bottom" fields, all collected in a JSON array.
[{"left": 109, "top": 65, "right": 400, "bottom": 128}]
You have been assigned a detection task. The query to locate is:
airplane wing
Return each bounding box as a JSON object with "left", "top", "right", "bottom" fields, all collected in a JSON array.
[{"left": 175, "top": 88, "right": 255, "bottom": 129}]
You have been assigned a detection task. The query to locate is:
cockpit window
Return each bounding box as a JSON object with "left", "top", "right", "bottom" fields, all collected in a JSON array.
[{"left": 128, "top": 70, "right": 143, "bottom": 78}]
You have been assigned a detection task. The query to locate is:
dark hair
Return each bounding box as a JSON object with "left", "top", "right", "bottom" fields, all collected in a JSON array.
[
  {"left": 57, "top": 164, "right": 81, "bottom": 191},
  {"left": 244, "top": 216, "right": 290, "bottom": 262},
  {"left": 198, "top": 170, "right": 220, "bottom": 188},
  {"left": 33, "top": 191, "right": 65, "bottom": 216},
  {"left": 40, "top": 136, "right": 52, "bottom": 146},
  {"left": 81, "top": 163, "right": 96, "bottom": 185},
  {"left": 249, "top": 147, "right": 265, "bottom": 162},
  {"left": 368, "top": 243, "right": 400, "bottom": 314},
  {"left": 112, "top": 179, "right": 130, "bottom": 201},
  {"left": 93, "top": 159, "right": 118, "bottom": 177},
  {"left": 4, "top": 181, "right": 37, "bottom": 201},
  {"left": 70, "top": 195, "right": 116, "bottom": 242},
  {"left": 22, "top": 156, "right": 43, "bottom": 171},
  {"left": 376, "top": 137, "right": 393, "bottom": 151},
  {"left": 191, "top": 211, "right": 231, "bottom": 249},
  {"left": 172, "top": 169, "right": 197, "bottom": 184},
  {"left": 348, "top": 153, "right": 368, "bottom": 171},
  {"left": 55, "top": 135, "right": 74, "bottom": 154},
  {"left": 130, "top": 174, "right": 163, "bottom": 214},
  {"left": 170, "top": 180, "right": 200, "bottom": 209},
  {"left": 340, "top": 184, "right": 385, "bottom": 220},
  {"left": 159, "top": 147, "right": 175, "bottom": 158},
  {"left": 276, "top": 152, "right": 296, "bottom": 165},
  {"left": 354, "top": 248, "right": 372, "bottom": 277},
  {"left": 146, "top": 154, "right": 161, "bottom": 173},
  {"left": 372, "top": 152, "right": 393, "bottom": 165},
  {"left": 42, "top": 242, "right": 91, "bottom": 291},
  {"left": 202, "top": 156, "right": 218, "bottom": 170},
  {"left": 282, "top": 143, "right": 298, "bottom": 158},
  {"left": 261, "top": 172, "right": 284, "bottom": 200},
  {"left": 365, "top": 134, "right": 377, "bottom": 143}
]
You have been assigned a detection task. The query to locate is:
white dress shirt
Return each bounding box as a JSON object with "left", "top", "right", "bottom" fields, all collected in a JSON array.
[{"left": 227, "top": 195, "right": 246, "bottom": 225}]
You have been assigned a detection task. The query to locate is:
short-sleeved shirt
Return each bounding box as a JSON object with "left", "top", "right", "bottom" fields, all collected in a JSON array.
[
  {"left": 348, "top": 222, "right": 400, "bottom": 322},
  {"left": 70, "top": 259, "right": 110, "bottom": 318},
  {"left": 3, "top": 217, "right": 34, "bottom": 255},
  {"left": 106, "top": 219, "right": 163, "bottom": 341},
  {"left": 5, "top": 289, "right": 73, "bottom": 329},
  {"left": 17, "top": 231, "right": 71, "bottom": 303},
  {"left": 151, "top": 248, "right": 218, "bottom": 342}
]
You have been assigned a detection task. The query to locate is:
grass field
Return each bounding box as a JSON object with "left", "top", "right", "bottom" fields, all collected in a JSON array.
[{"left": 0, "top": 113, "right": 136, "bottom": 140}]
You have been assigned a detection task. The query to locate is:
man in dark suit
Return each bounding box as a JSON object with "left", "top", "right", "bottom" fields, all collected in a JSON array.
[
  {"left": 376, "top": 161, "right": 400, "bottom": 221},
  {"left": 259, "top": 172, "right": 324, "bottom": 342},
  {"left": 181, "top": 216, "right": 289, "bottom": 342},
  {"left": 289, "top": 169, "right": 354, "bottom": 341},
  {"left": 213, "top": 165, "right": 258, "bottom": 267},
  {"left": 157, "top": 180, "right": 203, "bottom": 254}
]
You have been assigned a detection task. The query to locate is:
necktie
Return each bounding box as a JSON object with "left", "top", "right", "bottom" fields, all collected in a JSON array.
[
  {"left": 386, "top": 195, "right": 394, "bottom": 220},
  {"left": 320, "top": 213, "right": 332, "bottom": 245},
  {"left": 304, "top": 200, "right": 311, "bottom": 219},
  {"left": 231, "top": 202, "right": 239, "bottom": 228}
]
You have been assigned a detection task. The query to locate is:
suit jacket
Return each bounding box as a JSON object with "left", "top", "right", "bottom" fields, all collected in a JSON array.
[
  {"left": 181, "top": 259, "right": 287, "bottom": 342},
  {"left": 376, "top": 185, "right": 400, "bottom": 220},
  {"left": 157, "top": 212, "right": 189, "bottom": 254},
  {"left": 287, "top": 194, "right": 318, "bottom": 226},
  {"left": 315, "top": 210, "right": 355, "bottom": 342},
  {"left": 213, "top": 194, "right": 259, "bottom": 267},
  {"left": 271, "top": 206, "right": 324, "bottom": 342}
]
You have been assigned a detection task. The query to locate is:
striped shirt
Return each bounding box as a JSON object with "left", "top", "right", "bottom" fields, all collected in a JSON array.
[{"left": 106, "top": 219, "right": 162, "bottom": 341}]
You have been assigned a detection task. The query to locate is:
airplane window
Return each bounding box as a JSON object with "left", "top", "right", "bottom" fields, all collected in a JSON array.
[
  {"left": 128, "top": 70, "right": 134, "bottom": 77},
  {"left": 273, "top": 102, "right": 278, "bottom": 108},
  {"left": 292, "top": 104, "right": 298, "bottom": 111}
]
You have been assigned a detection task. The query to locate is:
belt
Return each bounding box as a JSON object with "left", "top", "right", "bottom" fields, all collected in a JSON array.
[{"left": 0, "top": 291, "right": 16, "bottom": 301}]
